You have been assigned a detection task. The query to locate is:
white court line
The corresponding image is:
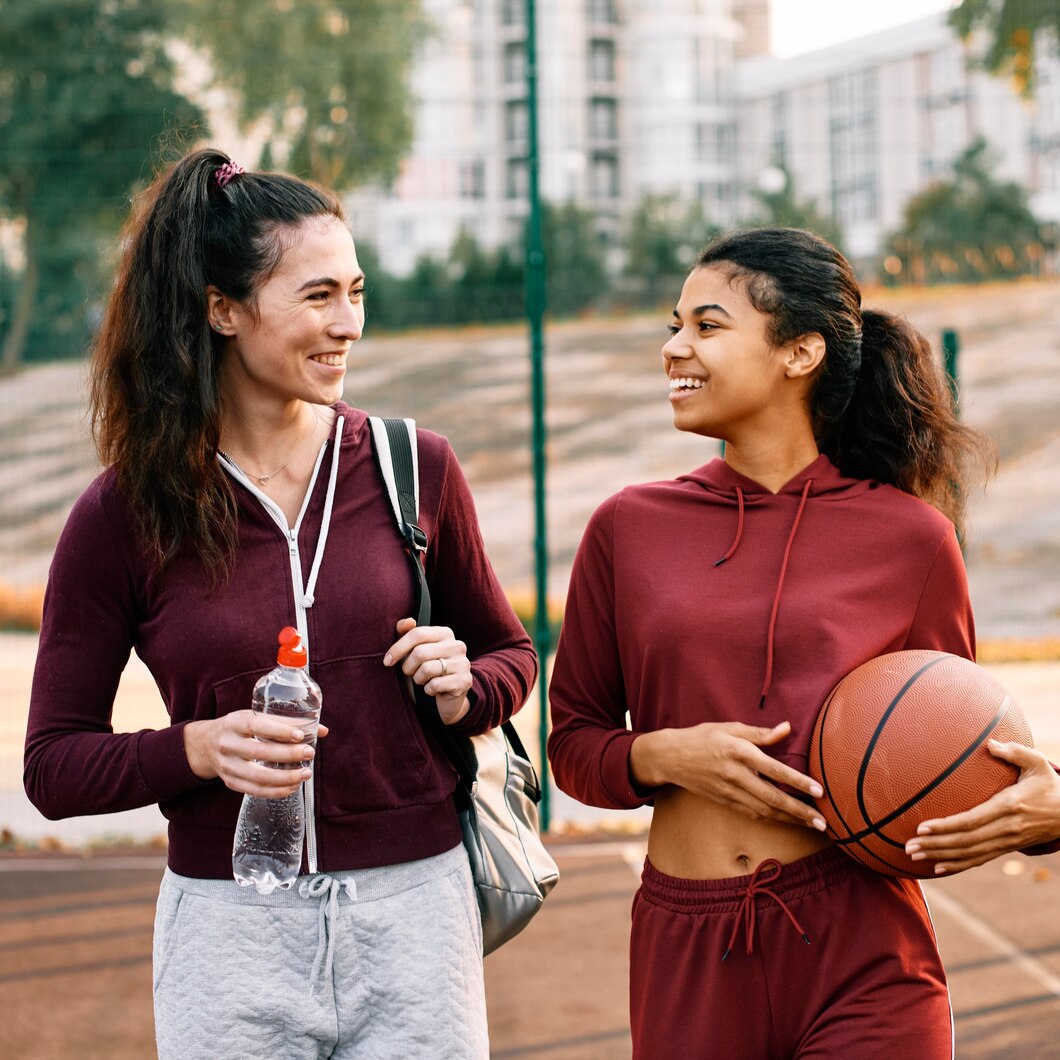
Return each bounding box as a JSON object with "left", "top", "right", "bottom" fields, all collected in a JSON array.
[{"left": 926, "top": 885, "right": 1060, "bottom": 998}]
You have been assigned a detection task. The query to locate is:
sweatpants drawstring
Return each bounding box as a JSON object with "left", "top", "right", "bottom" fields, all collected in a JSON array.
[
  {"left": 299, "top": 874, "right": 358, "bottom": 993},
  {"left": 721, "top": 859, "right": 811, "bottom": 961}
]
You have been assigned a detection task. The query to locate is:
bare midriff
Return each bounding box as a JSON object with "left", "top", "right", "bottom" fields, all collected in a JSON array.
[{"left": 647, "top": 787, "right": 834, "bottom": 880}]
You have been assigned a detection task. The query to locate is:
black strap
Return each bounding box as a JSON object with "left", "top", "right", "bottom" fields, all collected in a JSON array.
[
  {"left": 374, "top": 419, "right": 479, "bottom": 792},
  {"left": 371, "top": 418, "right": 537, "bottom": 799}
]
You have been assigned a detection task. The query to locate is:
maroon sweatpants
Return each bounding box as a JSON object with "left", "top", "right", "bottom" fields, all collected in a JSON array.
[{"left": 630, "top": 846, "right": 952, "bottom": 1060}]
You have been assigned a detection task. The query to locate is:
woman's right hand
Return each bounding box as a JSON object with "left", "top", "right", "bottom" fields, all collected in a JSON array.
[
  {"left": 183, "top": 711, "right": 329, "bottom": 798},
  {"left": 630, "top": 720, "right": 828, "bottom": 831}
]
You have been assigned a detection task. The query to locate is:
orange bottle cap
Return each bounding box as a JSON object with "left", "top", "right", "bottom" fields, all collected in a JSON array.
[{"left": 276, "top": 626, "right": 307, "bottom": 667}]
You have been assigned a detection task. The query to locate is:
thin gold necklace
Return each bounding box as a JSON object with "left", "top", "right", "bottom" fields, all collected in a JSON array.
[{"left": 220, "top": 408, "right": 324, "bottom": 486}]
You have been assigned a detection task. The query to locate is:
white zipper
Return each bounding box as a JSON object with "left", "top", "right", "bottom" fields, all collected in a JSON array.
[{"left": 218, "top": 435, "right": 334, "bottom": 874}]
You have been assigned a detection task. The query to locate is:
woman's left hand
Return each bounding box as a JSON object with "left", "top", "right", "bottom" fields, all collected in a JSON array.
[
  {"left": 905, "top": 740, "right": 1060, "bottom": 874},
  {"left": 384, "top": 617, "right": 472, "bottom": 725}
]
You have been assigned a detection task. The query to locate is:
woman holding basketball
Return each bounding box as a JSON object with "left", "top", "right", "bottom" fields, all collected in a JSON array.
[{"left": 548, "top": 227, "right": 1060, "bottom": 1058}]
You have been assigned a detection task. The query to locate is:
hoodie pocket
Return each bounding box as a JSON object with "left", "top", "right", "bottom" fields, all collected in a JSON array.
[{"left": 309, "top": 652, "right": 448, "bottom": 816}]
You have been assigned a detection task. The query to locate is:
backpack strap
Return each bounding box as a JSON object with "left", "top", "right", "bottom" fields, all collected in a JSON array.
[
  {"left": 369, "top": 417, "right": 430, "bottom": 628},
  {"left": 368, "top": 416, "right": 481, "bottom": 792}
]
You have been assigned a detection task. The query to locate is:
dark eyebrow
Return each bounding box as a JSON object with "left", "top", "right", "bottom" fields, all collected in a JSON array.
[
  {"left": 297, "top": 272, "right": 366, "bottom": 292},
  {"left": 672, "top": 303, "right": 732, "bottom": 319}
]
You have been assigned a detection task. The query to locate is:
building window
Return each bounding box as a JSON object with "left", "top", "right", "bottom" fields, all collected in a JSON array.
[
  {"left": 459, "top": 160, "right": 486, "bottom": 200},
  {"left": 770, "top": 93, "right": 788, "bottom": 167},
  {"left": 590, "top": 153, "right": 619, "bottom": 199},
  {"left": 589, "top": 97, "right": 618, "bottom": 141},
  {"left": 587, "top": 0, "right": 617, "bottom": 23},
  {"left": 504, "top": 41, "right": 525, "bottom": 84},
  {"left": 589, "top": 39, "right": 616, "bottom": 83},
  {"left": 696, "top": 122, "right": 734, "bottom": 164},
  {"left": 501, "top": 0, "right": 525, "bottom": 28},
  {"left": 507, "top": 158, "right": 529, "bottom": 200},
  {"left": 506, "top": 100, "right": 529, "bottom": 144},
  {"left": 829, "top": 69, "right": 879, "bottom": 227}
]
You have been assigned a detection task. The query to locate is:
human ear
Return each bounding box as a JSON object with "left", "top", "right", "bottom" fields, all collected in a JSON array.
[
  {"left": 205, "top": 286, "right": 237, "bottom": 336},
  {"left": 784, "top": 333, "right": 826, "bottom": 379}
]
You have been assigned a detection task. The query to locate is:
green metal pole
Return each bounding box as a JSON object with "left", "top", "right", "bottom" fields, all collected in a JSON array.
[
  {"left": 524, "top": 0, "right": 551, "bottom": 831},
  {"left": 941, "top": 328, "right": 959, "bottom": 409}
]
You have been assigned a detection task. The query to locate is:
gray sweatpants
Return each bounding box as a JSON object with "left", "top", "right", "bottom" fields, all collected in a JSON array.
[{"left": 153, "top": 844, "right": 487, "bottom": 1060}]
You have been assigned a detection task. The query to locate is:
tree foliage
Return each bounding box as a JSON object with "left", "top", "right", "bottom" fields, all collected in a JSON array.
[
  {"left": 749, "top": 168, "right": 845, "bottom": 252},
  {"left": 623, "top": 194, "right": 721, "bottom": 277},
  {"left": 0, "top": 0, "right": 203, "bottom": 369},
  {"left": 355, "top": 203, "right": 609, "bottom": 330},
  {"left": 883, "top": 138, "right": 1048, "bottom": 285},
  {"left": 950, "top": 0, "right": 1060, "bottom": 96},
  {"left": 175, "top": 0, "right": 428, "bottom": 188}
]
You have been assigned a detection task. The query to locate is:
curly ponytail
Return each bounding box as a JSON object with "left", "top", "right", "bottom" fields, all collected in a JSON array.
[
  {"left": 90, "top": 148, "right": 344, "bottom": 576},
  {"left": 697, "top": 228, "right": 994, "bottom": 535}
]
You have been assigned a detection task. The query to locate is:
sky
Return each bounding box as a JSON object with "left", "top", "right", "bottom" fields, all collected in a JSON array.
[{"left": 771, "top": 0, "right": 957, "bottom": 58}]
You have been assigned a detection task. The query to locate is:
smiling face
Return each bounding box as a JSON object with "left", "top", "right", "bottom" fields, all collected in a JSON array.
[
  {"left": 663, "top": 264, "right": 816, "bottom": 444},
  {"left": 213, "top": 216, "right": 364, "bottom": 411}
]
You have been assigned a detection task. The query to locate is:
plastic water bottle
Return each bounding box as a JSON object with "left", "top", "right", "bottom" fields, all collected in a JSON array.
[{"left": 232, "top": 627, "right": 322, "bottom": 895}]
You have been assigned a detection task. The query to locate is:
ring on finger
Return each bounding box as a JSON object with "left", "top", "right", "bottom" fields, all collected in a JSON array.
[{"left": 437, "top": 657, "right": 448, "bottom": 676}]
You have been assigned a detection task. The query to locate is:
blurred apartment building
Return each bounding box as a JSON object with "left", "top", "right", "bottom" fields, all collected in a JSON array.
[
  {"left": 347, "top": 1, "right": 1060, "bottom": 274},
  {"left": 738, "top": 15, "right": 1060, "bottom": 259}
]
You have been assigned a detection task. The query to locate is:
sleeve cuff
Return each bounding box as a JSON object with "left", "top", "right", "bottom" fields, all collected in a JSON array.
[
  {"left": 448, "top": 674, "right": 494, "bottom": 736},
  {"left": 134, "top": 722, "right": 213, "bottom": 802},
  {"left": 599, "top": 731, "right": 656, "bottom": 809}
]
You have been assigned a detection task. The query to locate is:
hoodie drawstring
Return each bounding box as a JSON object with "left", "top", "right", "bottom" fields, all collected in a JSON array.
[
  {"left": 721, "top": 859, "right": 811, "bottom": 961},
  {"left": 713, "top": 486, "right": 745, "bottom": 566},
  {"left": 759, "top": 479, "right": 813, "bottom": 708}
]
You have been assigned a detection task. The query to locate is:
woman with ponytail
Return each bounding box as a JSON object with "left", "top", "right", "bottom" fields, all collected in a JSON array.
[
  {"left": 24, "top": 148, "right": 535, "bottom": 1059},
  {"left": 549, "top": 227, "right": 1060, "bottom": 1057}
]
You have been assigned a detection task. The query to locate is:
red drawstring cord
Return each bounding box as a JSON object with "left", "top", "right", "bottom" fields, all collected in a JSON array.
[
  {"left": 721, "top": 859, "right": 811, "bottom": 961},
  {"left": 714, "top": 487, "right": 745, "bottom": 566},
  {"left": 759, "top": 479, "right": 813, "bottom": 708}
]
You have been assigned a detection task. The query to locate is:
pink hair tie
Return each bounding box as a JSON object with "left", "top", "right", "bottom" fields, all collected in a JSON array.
[{"left": 214, "top": 161, "right": 245, "bottom": 189}]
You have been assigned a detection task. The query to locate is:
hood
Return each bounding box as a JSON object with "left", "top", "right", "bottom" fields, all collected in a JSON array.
[{"left": 677, "top": 453, "right": 869, "bottom": 503}]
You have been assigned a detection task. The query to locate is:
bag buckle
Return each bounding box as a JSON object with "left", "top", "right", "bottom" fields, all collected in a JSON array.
[{"left": 404, "top": 523, "right": 428, "bottom": 554}]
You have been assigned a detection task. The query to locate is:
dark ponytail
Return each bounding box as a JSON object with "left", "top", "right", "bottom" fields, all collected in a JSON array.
[
  {"left": 89, "top": 148, "right": 344, "bottom": 576},
  {"left": 697, "top": 227, "right": 993, "bottom": 534}
]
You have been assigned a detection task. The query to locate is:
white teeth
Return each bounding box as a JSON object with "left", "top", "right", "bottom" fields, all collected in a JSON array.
[
  {"left": 669, "top": 377, "right": 704, "bottom": 391},
  {"left": 313, "top": 354, "right": 344, "bottom": 366}
]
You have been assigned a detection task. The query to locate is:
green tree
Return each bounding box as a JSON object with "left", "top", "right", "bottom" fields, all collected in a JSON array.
[
  {"left": 623, "top": 193, "right": 720, "bottom": 277},
  {"left": 0, "top": 0, "right": 203, "bottom": 370},
  {"left": 884, "top": 138, "right": 1046, "bottom": 285},
  {"left": 176, "top": 0, "right": 428, "bottom": 188},
  {"left": 951, "top": 0, "right": 1060, "bottom": 96},
  {"left": 750, "top": 167, "right": 845, "bottom": 251},
  {"left": 541, "top": 201, "right": 609, "bottom": 317}
]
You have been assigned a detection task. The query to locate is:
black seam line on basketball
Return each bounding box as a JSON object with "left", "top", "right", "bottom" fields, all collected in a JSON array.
[
  {"left": 834, "top": 695, "right": 1013, "bottom": 848},
  {"left": 814, "top": 690, "right": 909, "bottom": 873},
  {"left": 854, "top": 655, "right": 949, "bottom": 832},
  {"left": 815, "top": 681, "right": 929, "bottom": 874},
  {"left": 816, "top": 687, "right": 860, "bottom": 841}
]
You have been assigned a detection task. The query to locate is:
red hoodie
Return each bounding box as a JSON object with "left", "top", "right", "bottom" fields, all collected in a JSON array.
[
  {"left": 24, "top": 403, "right": 536, "bottom": 878},
  {"left": 548, "top": 454, "right": 974, "bottom": 810}
]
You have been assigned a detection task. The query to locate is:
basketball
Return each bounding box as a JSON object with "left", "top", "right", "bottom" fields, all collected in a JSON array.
[{"left": 808, "top": 650, "right": 1033, "bottom": 879}]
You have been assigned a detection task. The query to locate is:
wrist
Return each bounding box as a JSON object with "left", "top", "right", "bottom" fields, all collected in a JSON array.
[
  {"left": 183, "top": 720, "right": 217, "bottom": 780},
  {"left": 630, "top": 729, "right": 679, "bottom": 790},
  {"left": 442, "top": 695, "right": 472, "bottom": 727}
]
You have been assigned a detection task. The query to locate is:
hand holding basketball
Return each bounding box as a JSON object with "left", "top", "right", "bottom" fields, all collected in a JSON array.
[{"left": 906, "top": 741, "right": 1060, "bottom": 873}]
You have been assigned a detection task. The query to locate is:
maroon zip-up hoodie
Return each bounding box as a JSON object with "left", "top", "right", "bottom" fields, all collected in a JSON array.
[
  {"left": 25, "top": 404, "right": 537, "bottom": 878},
  {"left": 548, "top": 454, "right": 976, "bottom": 810}
]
